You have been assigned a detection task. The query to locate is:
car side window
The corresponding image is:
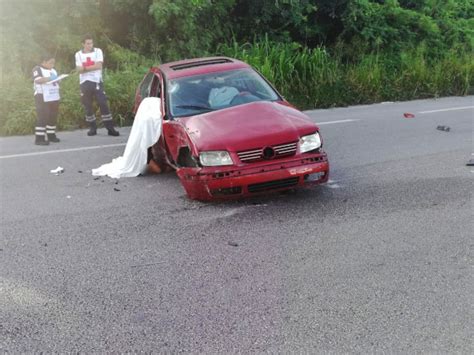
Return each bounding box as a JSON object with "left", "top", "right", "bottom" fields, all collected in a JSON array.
[
  {"left": 150, "top": 75, "right": 161, "bottom": 97},
  {"left": 139, "top": 73, "right": 155, "bottom": 98}
]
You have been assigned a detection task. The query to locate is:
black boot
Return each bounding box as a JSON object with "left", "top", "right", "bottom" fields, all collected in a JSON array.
[
  {"left": 47, "top": 133, "right": 60, "bottom": 143},
  {"left": 107, "top": 127, "right": 120, "bottom": 136},
  {"left": 87, "top": 121, "right": 97, "bottom": 136},
  {"left": 35, "top": 135, "right": 49, "bottom": 146},
  {"left": 104, "top": 120, "right": 119, "bottom": 136}
]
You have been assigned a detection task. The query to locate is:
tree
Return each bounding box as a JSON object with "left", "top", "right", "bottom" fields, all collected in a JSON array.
[
  {"left": 0, "top": 0, "right": 103, "bottom": 74},
  {"left": 147, "top": 0, "right": 235, "bottom": 61}
]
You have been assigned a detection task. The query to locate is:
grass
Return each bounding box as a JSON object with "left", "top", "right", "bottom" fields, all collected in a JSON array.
[
  {"left": 217, "top": 38, "right": 474, "bottom": 109},
  {"left": 1, "top": 39, "right": 472, "bottom": 135}
]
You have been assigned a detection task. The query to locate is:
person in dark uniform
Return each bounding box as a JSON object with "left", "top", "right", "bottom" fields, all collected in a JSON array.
[
  {"left": 32, "top": 53, "right": 61, "bottom": 145},
  {"left": 75, "top": 34, "right": 119, "bottom": 136}
]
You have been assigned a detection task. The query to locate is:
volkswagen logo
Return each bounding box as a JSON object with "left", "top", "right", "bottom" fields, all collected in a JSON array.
[{"left": 262, "top": 146, "right": 275, "bottom": 159}]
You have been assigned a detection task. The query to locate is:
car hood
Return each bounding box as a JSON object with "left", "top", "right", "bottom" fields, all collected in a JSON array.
[{"left": 180, "top": 101, "right": 318, "bottom": 152}]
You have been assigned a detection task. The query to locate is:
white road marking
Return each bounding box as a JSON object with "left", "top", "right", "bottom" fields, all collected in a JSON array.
[
  {"left": 0, "top": 143, "right": 126, "bottom": 160},
  {"left": 419, "top": 106, "right": 474, "bottom": 114},
  {"left": 317, "top": 119, "right": 360, "bottom": 125}
]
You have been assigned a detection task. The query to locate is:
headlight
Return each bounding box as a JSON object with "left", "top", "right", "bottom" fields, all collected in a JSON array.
[
  {"left": 299, "top": 132, "right": 322, "bottom": 153},
  {"left": 199, "top": 151, "right": 234, "bottom": 166}
]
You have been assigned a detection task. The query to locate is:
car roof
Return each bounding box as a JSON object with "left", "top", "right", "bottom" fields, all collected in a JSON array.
[{"left": 157, "top": 56, "right": 250, "bottom": 79}]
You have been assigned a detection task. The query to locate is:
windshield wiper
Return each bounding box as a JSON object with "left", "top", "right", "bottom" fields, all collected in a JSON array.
[{"left": 175, "top": 104, "right": 214, "bottom": 112}]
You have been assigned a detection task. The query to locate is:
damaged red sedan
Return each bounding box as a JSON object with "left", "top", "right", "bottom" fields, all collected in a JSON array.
[{"left": 134, "top": 57, "right": 329, "bottom": 201}]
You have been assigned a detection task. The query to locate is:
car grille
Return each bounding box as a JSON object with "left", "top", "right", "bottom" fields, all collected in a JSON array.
[
  {"left": 237, "top": 142, "right": 297, "bottom": 163},
  {"left": 248, "top": 177, "right": 299, "bottom": 193}
]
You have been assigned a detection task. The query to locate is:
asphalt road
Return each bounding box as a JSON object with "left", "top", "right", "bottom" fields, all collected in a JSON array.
[{"left": 1, "top": 96, "right": 473, "bottom": 352}]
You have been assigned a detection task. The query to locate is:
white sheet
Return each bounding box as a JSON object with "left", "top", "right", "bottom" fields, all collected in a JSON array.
[{"left": 92, "top": 97, "right": 162, "bottom": 179}]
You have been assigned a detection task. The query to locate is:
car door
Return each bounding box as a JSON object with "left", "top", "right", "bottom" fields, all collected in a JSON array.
[
  {"left": 133, "top": 72, "right": 154, "bottom": 113},
  {"left": 159, "top": 75, "right": 193, "bottom": 166},
  {"left": 140, "top": 70, "right": 193, "bottom": 167}
]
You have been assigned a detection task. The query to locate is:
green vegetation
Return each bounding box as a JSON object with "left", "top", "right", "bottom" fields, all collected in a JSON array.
[
  {"left": 218, "top": 38, "right": 472, "bottom": 108},
  {"left": 0, "top": 0, "right": 472, "bottom": 135}
]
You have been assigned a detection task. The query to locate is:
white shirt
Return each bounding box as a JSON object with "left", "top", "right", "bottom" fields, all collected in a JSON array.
[
  {"left": 32, "top": 66, "right": 60, "bottom": 101},
  {"left": 75, "top": 48, "right": 103, "bottom": 84}
]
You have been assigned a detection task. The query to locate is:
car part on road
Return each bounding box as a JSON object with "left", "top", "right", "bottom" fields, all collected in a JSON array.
[
  {"left": 403, "top": 112, "right": 415, "bottom": 118},
  {"left": 436, "top": 125, "right": 450, "bottom": 132}
]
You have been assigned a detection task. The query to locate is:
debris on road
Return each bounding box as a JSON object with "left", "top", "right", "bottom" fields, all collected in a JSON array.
[
  {"left": 436, "top": 125, "right": 450, "bottom": 132},
  {"left": 50, "top": 166, "right": 64, "bottom": 175},
  {"left": 403, "top": 113, "right": 415, "bottom": 118},
  {"left": 466, "top": 159, "right": 474, "bottom": 166},
  {"left": 228, "top": 241, "right": 239, "bottom": 247},
  {"left": 113, "top": 187, "right": 120, "bottom": 191},
  {"left": 66, "top": 195, "right": 71, "bottom": 199},
  {"left": 78, "top": 170, "right": 83, "bottom": 173}
]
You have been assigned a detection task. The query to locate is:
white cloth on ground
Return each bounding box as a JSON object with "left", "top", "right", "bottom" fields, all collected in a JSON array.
[{"left": 92, "top": 97, "right": 162, "bottom": 178}]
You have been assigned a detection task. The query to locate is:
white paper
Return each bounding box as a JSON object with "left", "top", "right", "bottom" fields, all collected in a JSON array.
[
  {"left": 50, "top": 166, "right": 64, "bottom": 174},
  {"left": 92, "top": 97, "right": 163, "bottom": 179},
  {"left": 48, "top": 74, "right": 69, "bottom": 85}
]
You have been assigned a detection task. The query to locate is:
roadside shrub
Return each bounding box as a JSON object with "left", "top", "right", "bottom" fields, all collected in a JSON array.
[
  {"left": 0, "top": 45, "right": 153, "bottom": 135},
  {"left": 1, "top": 38, "right": 472, "bottom": 136},
  {"left": 218, "top": 38, "right": 473, "bottom": 109},
  {"left": 0, "top": 73, "right": 36, "bottom": 135}
]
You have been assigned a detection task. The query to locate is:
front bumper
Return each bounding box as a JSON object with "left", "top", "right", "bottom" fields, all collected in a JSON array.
[{"left": 176, "top": 152, "right": 329, "bottom": 200}]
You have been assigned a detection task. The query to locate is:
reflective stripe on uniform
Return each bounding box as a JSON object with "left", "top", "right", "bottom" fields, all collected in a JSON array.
[
  {"left": 101, "top": 113, "right": 112, "bottom": 121},
  {"left": 35, "top": 127, "right": 46, "bottom": 136}
]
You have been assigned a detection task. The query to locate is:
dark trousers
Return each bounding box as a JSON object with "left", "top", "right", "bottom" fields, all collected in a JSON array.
[
  {"left": 80, "top": 81, "right": 113, "bottom": 124},
  {"left": 34, "top": 94, "right": 59, "bottom": 136}
]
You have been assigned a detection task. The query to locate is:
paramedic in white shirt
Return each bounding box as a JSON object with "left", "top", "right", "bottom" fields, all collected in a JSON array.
[
  {"left": 75, "top": 34, "right": 119, "bottom": 136},
  {"left": 32, "top": 53, "right": 61, "bottom": 145}
]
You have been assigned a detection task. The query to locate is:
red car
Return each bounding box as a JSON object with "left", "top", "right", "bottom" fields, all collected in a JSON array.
[{"left": 134, "top": 57, "right": 329, "bottom": 200}]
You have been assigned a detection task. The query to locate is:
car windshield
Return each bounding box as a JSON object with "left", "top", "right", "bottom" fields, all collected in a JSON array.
[{"left": 167, "top": 68, "right": 280, "bottom": 117}]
